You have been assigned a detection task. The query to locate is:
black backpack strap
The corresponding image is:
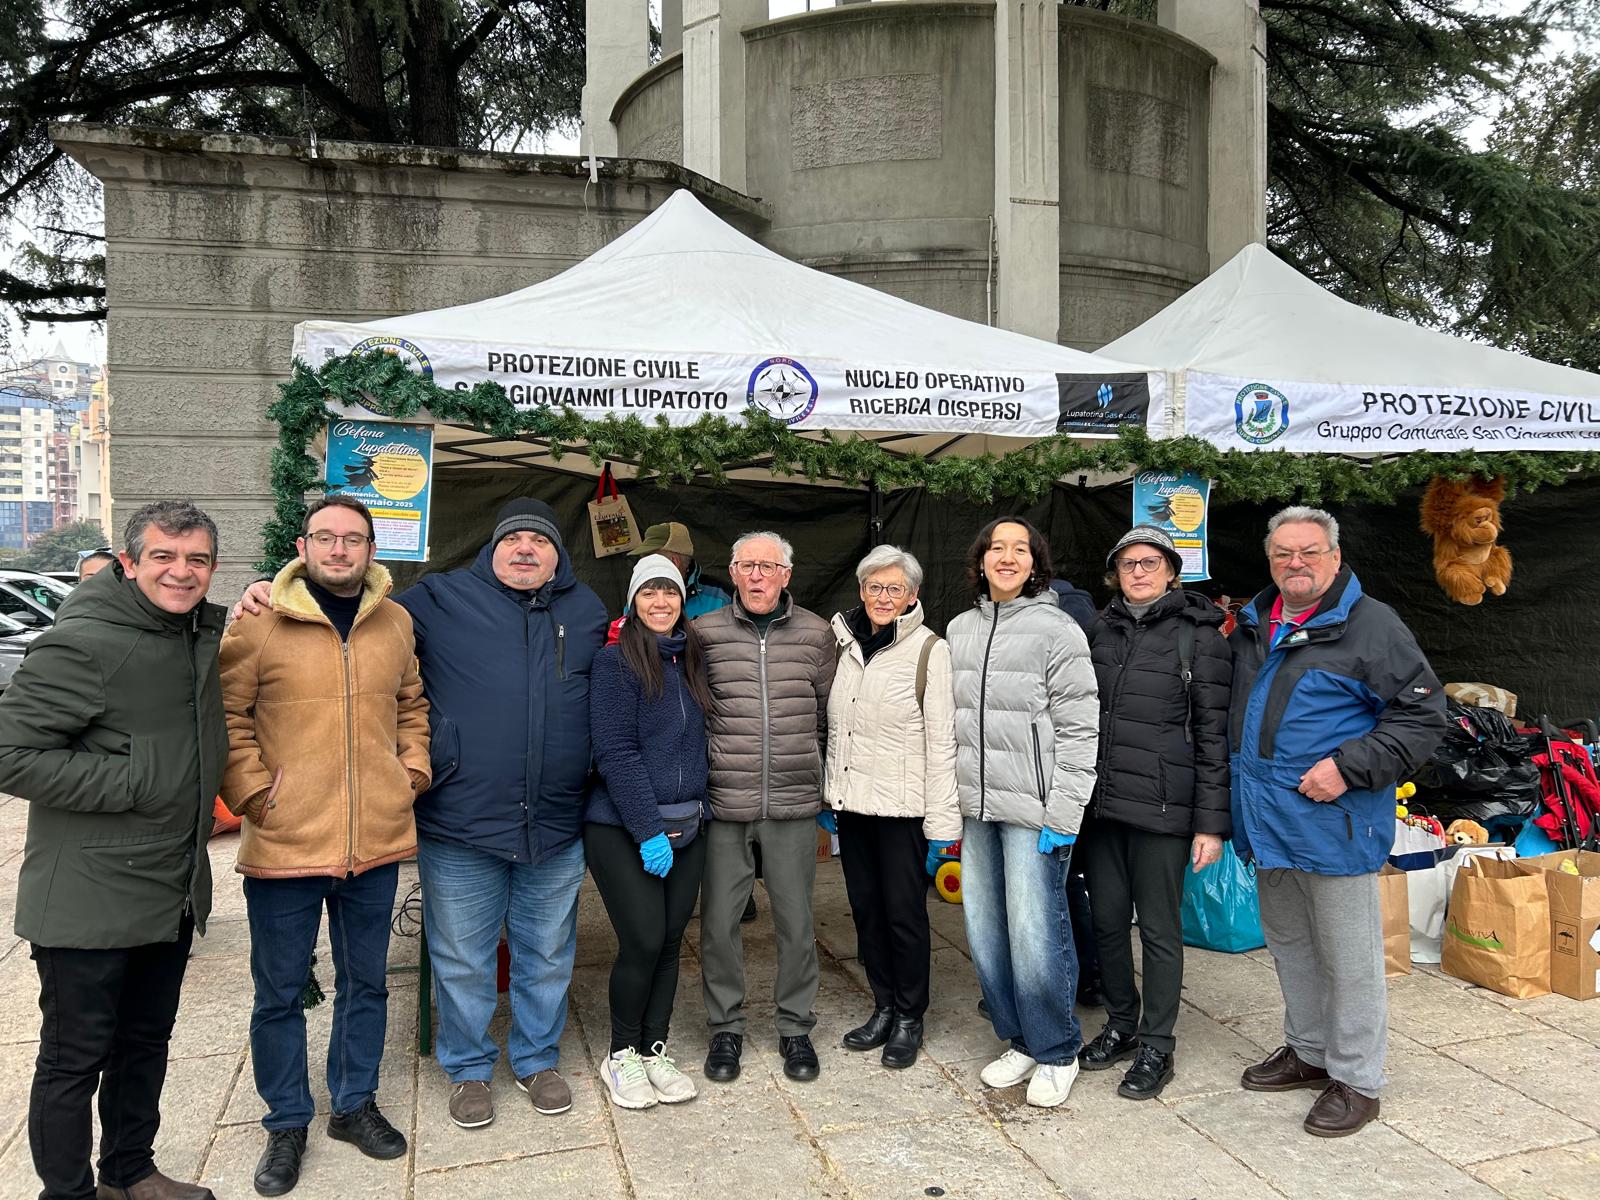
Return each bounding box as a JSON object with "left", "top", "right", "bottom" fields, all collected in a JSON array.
[
  {"left": 1177, "top": 620, "right": 1196, "bottom": 745},
  {"left": 915, "top": 633, "right": 938, "bottom": 711}
]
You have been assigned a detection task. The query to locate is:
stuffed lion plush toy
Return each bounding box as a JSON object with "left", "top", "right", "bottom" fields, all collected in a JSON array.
[{"left": 1420, "top": 477, "right": 1512, "bottom": 606}]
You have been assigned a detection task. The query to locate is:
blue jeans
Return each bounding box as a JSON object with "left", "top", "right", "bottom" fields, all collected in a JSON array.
[
  {"left": 244, "top": 864, "right": 399, "bottom": 1130},
  {"left": 961, "top": 818, "right": 1081, "bottom": 1065},
  {"left": 417, "top": 835, "right": 585, "bottom": 1082}
]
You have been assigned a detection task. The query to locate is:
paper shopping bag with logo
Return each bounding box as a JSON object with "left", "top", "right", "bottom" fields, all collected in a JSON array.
[
  {"left": 1441, "top": 856, "right": 1551, "bottom": 998},
  {"left": 587, "top": 464, "right": 641, "bottom": 558}
]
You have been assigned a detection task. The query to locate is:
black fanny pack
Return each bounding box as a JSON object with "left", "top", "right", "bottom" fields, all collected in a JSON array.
[{"left": 658, "top": 799, "right": 703, "bottom": 849}]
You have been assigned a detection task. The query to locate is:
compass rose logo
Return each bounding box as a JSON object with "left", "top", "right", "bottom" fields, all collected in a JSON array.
[{"left": 746, "top": 357, "right": 818, "bottom": 425}]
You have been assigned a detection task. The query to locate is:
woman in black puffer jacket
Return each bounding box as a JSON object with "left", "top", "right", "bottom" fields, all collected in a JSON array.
[{"left": 1077, "top": 526, "right": 1231, "bottom": 1102}]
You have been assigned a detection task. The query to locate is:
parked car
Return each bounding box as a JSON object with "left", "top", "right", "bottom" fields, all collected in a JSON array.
[
  {"left": 0, "top": 610, "right": 41, "bottom": 694},
  {"left": 0, "top": 570, "right": 74, "bottom": 628}
]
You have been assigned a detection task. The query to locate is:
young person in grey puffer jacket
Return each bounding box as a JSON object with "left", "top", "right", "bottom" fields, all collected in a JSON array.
[{"left": 947, "top": 516, "right": 1099, "bottom": 1110}]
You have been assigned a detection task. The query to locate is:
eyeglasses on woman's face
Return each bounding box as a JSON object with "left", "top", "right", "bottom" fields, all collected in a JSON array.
[
  {"left": 863, "top": 582, "right": 908, "bottom": 599},
  {"left": 1116, "top": 556, "right": 1166, "bottom": 575}
]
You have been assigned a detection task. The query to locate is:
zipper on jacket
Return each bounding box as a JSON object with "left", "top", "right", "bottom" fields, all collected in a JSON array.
[
  {"left": 1099, "top": 623, "right": 1145, "bottom": 792},
  {"left": 1030, "top": 724, "right": 1046, "bottom": 805},
  {"left": 759, "top": 634, "right": 771, "bottom": 819},
  {"left": 556, "top": 623, "right": 567, "bottom": 680},
  {"left": 1344, "top": 810, "right": 1353, "bottom": 840},
  {"left": 342, "top": 638, "right": 356, "bottom": 869},
  {"left": 675, "top": 654, "right": 686, "bottom": 803},
  {"left": 977, "top": 603, "right": 1001, "bottom": 821}
]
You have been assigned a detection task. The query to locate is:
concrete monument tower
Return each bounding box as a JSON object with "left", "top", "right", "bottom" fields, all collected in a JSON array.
[{"left": 590, "top": 0, "right": 1268, "bottom": 347}]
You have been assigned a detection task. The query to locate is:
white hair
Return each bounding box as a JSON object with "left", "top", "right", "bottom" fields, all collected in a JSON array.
[
  {"left": 731, "top": 530, "right": 794, "bottom": 567},
  {"left": 1265, "top": 506, "right": 1340, "bottom": 553},
  {"left": 854, "top": 544, "right": 923, "bottom": 591}
]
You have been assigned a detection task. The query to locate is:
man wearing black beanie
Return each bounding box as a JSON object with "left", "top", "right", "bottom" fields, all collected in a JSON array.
[{"left": 239, "top": 494, "right": 607, "bottom": 1135}]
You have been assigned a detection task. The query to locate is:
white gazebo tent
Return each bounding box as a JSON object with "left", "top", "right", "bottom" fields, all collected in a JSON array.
[
  {"left": 293, "top": 190, "right": 1163, "bottom": 483},
  {"left": 1101, "top": 243, "right": 1600, "bottom": 455}
]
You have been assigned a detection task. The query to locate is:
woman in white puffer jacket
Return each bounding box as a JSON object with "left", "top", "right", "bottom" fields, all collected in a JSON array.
[{"left": 824, "top": 545, "right": 960, "bottom": 1072}]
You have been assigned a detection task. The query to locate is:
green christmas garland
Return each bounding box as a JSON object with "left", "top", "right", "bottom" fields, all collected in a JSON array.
[{"left": 261, "top": 350, "right": 1600, "bottom": 571}]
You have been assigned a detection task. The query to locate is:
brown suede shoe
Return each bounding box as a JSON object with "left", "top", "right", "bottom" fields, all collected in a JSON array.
[
  {"left": 1240, "top": 1045, "right": 1331, "bottom": 1093},
  {"left": 1304, "top": 1080, "right": 1381, "bottom": 1138},
  {"left": 517, "top": 1068, "right": 573, "bottom": 1115},
  {"left": 96, "top": 1169, "right": 216, "bottom": 1200}
]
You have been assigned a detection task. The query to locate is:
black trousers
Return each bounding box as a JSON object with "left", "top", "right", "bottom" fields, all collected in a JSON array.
[
  {"left": 30, "top": 917, "right": 194, "bottom": 1200},
  {"left": 584, "top": 821, "right": 707, "bottom": 1054},
  {"left": 837, "top": 811, "right": 931, "bottom": 1019},
  {"left": 1082, "top": 820, "right": 1189, "bottom": 1054}
]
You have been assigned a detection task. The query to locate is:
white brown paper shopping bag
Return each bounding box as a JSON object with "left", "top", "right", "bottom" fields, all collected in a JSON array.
[{"left": 1440, "top": 855, "right": 1551, "bottom": 999}]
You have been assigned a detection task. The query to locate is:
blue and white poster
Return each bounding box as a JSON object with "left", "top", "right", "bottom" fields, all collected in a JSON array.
[
  {"left": 326, "top": 419, "right": 434, "bottom": 563},
  {"left": 1132, "top": 469, "right": 1210, "bottom": 582}
]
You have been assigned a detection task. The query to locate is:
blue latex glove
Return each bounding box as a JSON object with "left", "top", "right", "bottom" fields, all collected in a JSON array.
[
  {"left": 817, "top": 810, "right": 838, "bottom": 834},
  {"left": 639, "top": 833, "right": 674, "bottom": 878},
  {"left": 1037, "top": 827, "right": 1076, "bottom": 855},
  {"left": 925, "top": 840, "right": 956, "bottom": 876}
]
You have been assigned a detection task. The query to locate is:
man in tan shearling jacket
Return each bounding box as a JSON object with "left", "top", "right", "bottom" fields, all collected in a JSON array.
[{"left": 219, "top": 495, "right": 430, "bottom": 1197}]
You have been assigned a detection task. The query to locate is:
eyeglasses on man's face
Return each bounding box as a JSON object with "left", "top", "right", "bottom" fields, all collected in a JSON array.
[
  {"left": 863, "top": 582, "right": 909, "bottom": 599},
  {"left": 1116, "top": 556, "right": 1166, "bottom": 575},
  {"left": 731, "top": 560, "right": 787, "bottom": 578},
  {"left": 307, "top": 532, "right": 373, "bottom": 550},
  {"left": 1269, "top": 547, "right": 1331, "bottom": 566}
]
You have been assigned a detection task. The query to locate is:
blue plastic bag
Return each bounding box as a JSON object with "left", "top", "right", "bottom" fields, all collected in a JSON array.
[{"left": 1180, "top": 842, "right": 1266, "bottom": 953}]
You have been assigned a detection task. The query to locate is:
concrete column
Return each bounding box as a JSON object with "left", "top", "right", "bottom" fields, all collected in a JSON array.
[
  {"left": 681, "top": 0, "right": 765, "bottom": 191},
  {"left": 1158, "top": 0, "right": 1266, "bottom": 268},
  {"left": 993, "top": 0, "right": 1060, "bottom": 341},
  {"left": 582, "top": 0, "right": 652, "bottom": 156},
  {"left": 661, "top": 0, "right": 683, "bottom": 57}
]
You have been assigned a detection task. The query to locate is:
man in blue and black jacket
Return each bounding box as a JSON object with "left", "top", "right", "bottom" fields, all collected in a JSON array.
[
  {"left": 1228, "top": 506, "right": 1445, "bottom": 1139},
  {"left": 400, "top": 498, "right": 606, "bottom": 1130}
]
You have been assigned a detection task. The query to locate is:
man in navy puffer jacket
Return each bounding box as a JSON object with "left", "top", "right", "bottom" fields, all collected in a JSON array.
[{"left": 397, "top": 498, "right": 607, "bottom": 1130}]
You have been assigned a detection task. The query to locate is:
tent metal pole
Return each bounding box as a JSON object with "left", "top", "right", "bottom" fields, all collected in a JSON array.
[{"left": 867, "top": 479, "right": 884, "bottom": 548}]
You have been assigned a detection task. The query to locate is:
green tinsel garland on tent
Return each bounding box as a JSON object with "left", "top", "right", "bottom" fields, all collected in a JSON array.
[{"left": 262, "top": 350, "right": 1600, "bottom": 572}]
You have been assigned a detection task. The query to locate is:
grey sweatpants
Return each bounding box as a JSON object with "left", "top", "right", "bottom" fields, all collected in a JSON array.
[
  {"left": 1256, "top": 867, "right": 1387, "bottom": 1097},
  {"left": 700, "top": 817, "right": 820, "bottom": 1038}
]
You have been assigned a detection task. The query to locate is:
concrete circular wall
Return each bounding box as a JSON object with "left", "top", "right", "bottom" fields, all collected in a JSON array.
[{"left": 613, "top": 2, "right": 1213, "bottom": 348}]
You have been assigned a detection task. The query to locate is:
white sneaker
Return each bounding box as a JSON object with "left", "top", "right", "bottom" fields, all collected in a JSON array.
[
  {"left": 643, "top": 1042, "right": 698, "bottom": 1104},
  {"left": 980, "top": 1048, "right": 1038, "bottom": 1088},
  {"left": 601, "top": 1048, "right": 658, "bottom": 1110},
  {"left": 1026, "top": 1060, "right": 1080, "bottom": 1108}
]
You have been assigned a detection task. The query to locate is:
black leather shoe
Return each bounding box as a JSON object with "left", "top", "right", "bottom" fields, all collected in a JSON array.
[
  {"left": 327, "top": 1099, "right": 406, "bottom": 1160},
  {"left": 253, "top": 1128, "right": 307, "bottom": 1197},
  {"left": 880, "top": 1017, "right": 922, "bottom": 1070},
  {"left": 704, "top": 1031, "right": 743, "bottom": 1083},
  {"left": 779, "top": 1034, "right": 820, "bottom": 1082},
  {"left": 1117, "top": 1044, "right": 1175, "bottom": 1100},
  {"left": 741, "top": 893, "right": 758, "bottom": 923},
  {"left": 842, "top": 1007, "right": 894, "bottom": 1051},
  {"left": 1077, "top": 1025, "right": 1139, "bottom": 1071}
]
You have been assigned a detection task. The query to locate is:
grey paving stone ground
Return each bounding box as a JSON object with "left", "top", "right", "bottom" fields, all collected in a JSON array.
[{"left": 1, "top": 792, "right": 1597, "bottom": 1199}]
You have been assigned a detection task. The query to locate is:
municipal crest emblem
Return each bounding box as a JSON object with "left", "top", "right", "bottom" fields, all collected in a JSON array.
[{"left": 1234, "top": 383, "right": 1289, "bottom": 445}]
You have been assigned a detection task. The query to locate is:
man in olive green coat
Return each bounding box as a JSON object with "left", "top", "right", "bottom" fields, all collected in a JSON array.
[{"left": 0, "top": 500, "right": 228, "bottom": 1200}]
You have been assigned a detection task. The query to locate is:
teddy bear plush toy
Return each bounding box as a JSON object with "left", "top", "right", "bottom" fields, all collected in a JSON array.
[
  {"left": 1445, "top": 819, "right": 1490, "bottom": 845},
  {"left": 1420, "top": 476, "right": 1513, "bottom": 605}
]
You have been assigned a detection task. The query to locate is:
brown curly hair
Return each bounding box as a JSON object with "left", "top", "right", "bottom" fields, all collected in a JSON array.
[{"left": 965, "top": 516, "right": 1053, "bottom": 601}]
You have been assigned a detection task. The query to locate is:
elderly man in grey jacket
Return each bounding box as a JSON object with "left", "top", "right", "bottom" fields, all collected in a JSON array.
[{"left": 694, "top": 531, "right": 837, "bottom": 1086}]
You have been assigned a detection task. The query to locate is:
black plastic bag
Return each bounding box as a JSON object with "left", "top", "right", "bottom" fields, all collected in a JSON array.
[{"left": 1412, "top": 700, "right": 1541, "bottom": 815}]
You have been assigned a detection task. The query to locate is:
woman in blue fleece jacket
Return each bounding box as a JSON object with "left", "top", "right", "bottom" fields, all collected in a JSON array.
[{"left": 585, "top": 554, "right": 713, "bottom": 1111}]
